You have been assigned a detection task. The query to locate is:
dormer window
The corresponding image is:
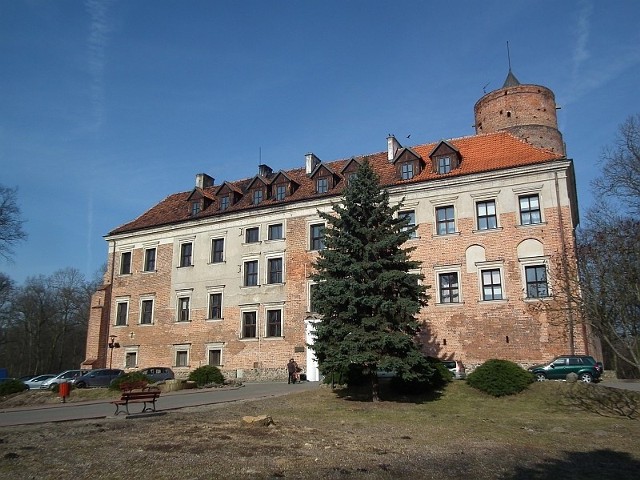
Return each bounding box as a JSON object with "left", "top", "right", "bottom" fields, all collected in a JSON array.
[
  {"left": 191, "top": 201, "right": 201, "bottom": 216},
  {"left": 275, "top": 184, "right": 286, "bottom": 201},
  {"left": 400, "top": 162, "right": 416, "bottom": 180},
  {"left": 220, "top": 195, "right": 229, "bottom": 211},
  {"left": 253, "top": 189, "right": 264, "bottom": 205},
  {"left": 429, "top": 140, "right": 461, "bottom": 175},
  {"left": 316, "top": 177, "right": 329, "bottom": 194},
  {"left": 437, "top": 156, "right": 451, "bottom": 174},
  {"left": 347, "top": 173, "right": 358, "bottom": 186}
]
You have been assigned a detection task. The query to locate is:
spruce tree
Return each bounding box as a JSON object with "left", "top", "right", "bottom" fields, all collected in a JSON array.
[{"left": 311, "top": 160, "right": 431, "bottom": 401}]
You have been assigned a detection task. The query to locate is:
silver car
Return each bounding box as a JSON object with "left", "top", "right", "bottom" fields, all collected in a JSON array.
[
  {"left": 40, "top": 370, "right": 87, "bottom": 389},
  {"left": 23, "top": 374, "right": 56, "bottom": 390}
]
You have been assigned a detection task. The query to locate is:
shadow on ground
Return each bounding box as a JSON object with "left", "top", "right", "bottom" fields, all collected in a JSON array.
[{"left": 506, "top": 449, "right": 640, "bottom": 480}]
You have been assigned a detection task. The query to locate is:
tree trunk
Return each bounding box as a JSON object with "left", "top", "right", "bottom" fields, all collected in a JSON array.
[{"left": 371, "top": 372, "right": 380, "bottom": 402}]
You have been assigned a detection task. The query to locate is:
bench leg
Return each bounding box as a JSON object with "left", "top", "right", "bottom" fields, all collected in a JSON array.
[
  {"left": 141, "top": 399, "right": 156, "bottom": 413},
  {"left": 113, "top": 403, "right": 130, "bottom": 416}
]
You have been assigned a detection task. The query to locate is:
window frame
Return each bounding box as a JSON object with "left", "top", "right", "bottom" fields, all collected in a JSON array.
[
  {"left": 244, "top": 260, "right": 259, "bottom": 287},
  {"left": 252, "top": 189, "right": 263, "bottom": 205},
  {"left": 268, "top": 223, "right": 283, "bottom": 241},
  {"left": 481, "top": 268, "right": 504, "bottom": 301},
  {"left": 476, "top": 200, "right": 498, "bottom": 231},
  {"left": 267, "top": 257, "right": 283, "bottom": 284},
  {"left": 179, "top": 242, "right": 193, "bottom": 268},
  {"left": 140, "top": 298, "right": 154, "bottom": 325},
  {"left": 437, "top": 156, "right": 451, "bottom": 174},
  {"left": 309, "top": 223, "right": 325, "bottom": 251},
  {"left": 519, "top": 194, "right": 542, "bottom": 225},
  {"left": 206, "top": 343, "right": 224, "bottom": 366},
  {"left": 177, "top": 296, "right": 191, "bottom": 322},
  {"left": 265, "top": 308, "right": 283, "bottom": 337},
  {"left": 120, "top": 251, "right": 132, "bottom": 275},
  {"left": 210, "top": 238, "right": 225, "bottom": 263},
  {"left": 219, "top": 195, "right": 230, "bottom": 211},
  {"left": 143, "top": 247, "right": 156, "bottom": 272},
  {"left": 275, "top": 184, "right": 287, "bottom": 201},
  {"left": 115, "top": 300, "right": 129, "bottom": 326},
  {"left": 125, "top": 350, "right": 138, "bottom": 369},
  {"left": 316, "top": 177, "right": 329, "bottom": 194},
  {"left": 435, "top": 205, "right": 456, "bottom": 235},
  {"left": 245, "top": 227, "right": 260, "bottom": 244},
  {"left": 399, "top": 209, "right": 417, "bottom": 238},
  {"left": 438, "top": 272, "right": 460, "bottom": 304},
  {"left": 400, "top": 161, "right": 415, "bottom": 180},
  {"left": 174, "top": 348, "right": 190, "bottom": 368},
  {"left": 208, "top": 292, "right": 223, "bottom": 320},
  {"left": 525, "top": 265, "right": 549, "bottom": 299},
  {"left": 242, "top": 311, "right": 257, "bottom": 339}
]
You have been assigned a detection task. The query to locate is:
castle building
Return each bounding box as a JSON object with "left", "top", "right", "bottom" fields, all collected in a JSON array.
[{"left": 83, "top": 72, "right": 600, "bottom": 380}]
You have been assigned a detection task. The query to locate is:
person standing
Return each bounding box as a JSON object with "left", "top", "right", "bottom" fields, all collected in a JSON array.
[{"left": 287, "top": 358, "right": 298, "bottom": 384}]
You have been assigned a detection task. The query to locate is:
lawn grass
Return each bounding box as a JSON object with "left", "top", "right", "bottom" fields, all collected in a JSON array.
[{"left": 1, "top": 380, "right": 638, "bottom": 479}]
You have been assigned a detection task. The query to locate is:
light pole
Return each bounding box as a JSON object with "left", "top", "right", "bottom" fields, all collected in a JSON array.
[{"left": 108, "top": 335, "right": 120, "bottom": 369}]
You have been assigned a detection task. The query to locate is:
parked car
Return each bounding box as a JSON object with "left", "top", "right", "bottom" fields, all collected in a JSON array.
[
  {"left": 528, "top": 355, "right": 603, "bottom": 383},
  {"left": 73, "top": 368, "right": 124, "bottom": 388},
  {"left": 441, "top": 360, "right": 466, "bottom": 379},
  {"left": 138, "top": 367, "right": 175, "bottom": 382},
  {"left": 40, "top": 370, "right": 87, "bottom": 389},
  {"left": 23, "top": 374, "right": 56, "bottom": 390}
]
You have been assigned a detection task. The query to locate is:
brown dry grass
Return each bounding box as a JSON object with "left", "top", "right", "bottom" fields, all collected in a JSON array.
[{"left": 1, "top": 381, "right": 639, "bottom": 479}]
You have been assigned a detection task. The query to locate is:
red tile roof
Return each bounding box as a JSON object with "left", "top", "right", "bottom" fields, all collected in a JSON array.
[{"left": 109, "top": 131, "right": 563, "bottom": 235}]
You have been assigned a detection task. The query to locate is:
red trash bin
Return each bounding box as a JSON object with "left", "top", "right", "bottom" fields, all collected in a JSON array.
[{"left": 59, "top": 381, "right": 70, "bottom": 402}]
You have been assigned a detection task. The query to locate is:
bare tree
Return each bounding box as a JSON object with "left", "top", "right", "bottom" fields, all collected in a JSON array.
[
  {"left": 0, "top": 185, "right": 28, "bottom": 262},
  {"left": 592, "top": 114, "right": 640, "bottom": 215}
]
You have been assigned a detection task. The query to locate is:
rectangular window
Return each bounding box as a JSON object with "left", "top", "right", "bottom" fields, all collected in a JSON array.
[
  {"left": 140, "top": 299, "right": 153, "bottom": 324},
  {"left": 266, "top": 309, "right": 282, "bottom": 337},
  {"left": 268, "top": 223, "right": 283, "bottom": 240},
  {"left": 208, "top": 349, "right": 222, "bottom": 366},
  {"left": 208, "top": 293, "right": 222, "bottom": 319},
  {"left": 125, "top": 352, "right": 137, "bottom": 368},
  {"left": 477, "top": 200, "right": 497, "bottom": 230},
  {"left": 211, "top": 238, "right": 224, "bottom": 263},
  {"left": 310, "top": 223, "right": 325, "bottom": 251},
  {"left": 482, "top": 269, "right": 503, "bottom": 301},
  {"left": 253, "top": 189, "right": 263, "bottom": 205},
  {"left": 191, "top": 201, "right": 201, "bottom": 216},
  {"left": 268, "top": 258, "right": 283, "bottom": 284},
  {"left": 245, "top": 227, "right": 259, "bottom": 243},
  {"left": 220, "top": 195, "right": 229, "bottom": 211},
  {"left": 175, "top": 350, "right": 189, "bottom": 367},
  {"left": 316, "top": 177, "right": 329, "bottom": 193},
  {"left": 347, "top": 173, "right": 358, "bottom": 186},
  {"left": 526, "top": 265, "right": 549, "bottom": 298},
  {"left": 242, "top": 311, "right": 257, "bottom": 338},
  {"left": 399, "top": 210, "right": 417, "bottom": 238},
  {"left": 180, "top": 242, "right": 193, "bottom": 267},
  {"left": 143, "top": 248, "right": 156, "bottom": 272},
  {"left": 520, "top": 194, "right": 542, "bottom": 225},
  {"left": 276, "top": 185, "right": 286, "bottom": 201},
  {"left": 438, "top": 156, "right": 451, "bottom": 174},
  {"left": 116, "top": 301, "right": 128, "bottom": 326},
  {"left": 309, "top": 283, "right": 318, "bottom": 313},
  {"left": 436, "top": 206, "right": 455, "bottom": 235},
  {"left": 178, "top": 297, "right": 190, "bottom": 322},
  {"left": 439, "top": 273, "right": 459, "bottom": 303},
  {"left": 244, "top": 260, "right": 259, "bottom": 286},
  {"left": 120, "top": 252, "right": 132, "bottom": 275},
  {"left": 400, "top": 162, "right": 415, "bottom": 180}
]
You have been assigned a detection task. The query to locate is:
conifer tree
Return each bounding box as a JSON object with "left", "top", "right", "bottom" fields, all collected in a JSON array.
[{"left": 311, "top": 160, "right": 431, "bottom": 401}]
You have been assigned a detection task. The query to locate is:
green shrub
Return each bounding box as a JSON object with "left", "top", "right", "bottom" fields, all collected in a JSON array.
[
  {"left": 388, "top": 357, "right": 451, "bottom": 395},
  {"left": 466, "top": 359, "right": 534, "bottom": 397},
  {"left": 188, "top": 365, "right": 224, "bottom": 387},
  {"left": 0, "top": 379, "right": 28, "bottom": 395},
  {"left": 109, "top": 372, "right": 150, "bottom": 391}
]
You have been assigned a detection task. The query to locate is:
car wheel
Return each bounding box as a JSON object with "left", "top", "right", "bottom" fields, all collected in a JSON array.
[
  {"left": 49, "top": 383, "right": 58, "bottom": 389},
  {"left": 75, "top": 381, "right": 87, "bottom": 388},
  {"left": 579, "top": 372, "right": 593, "bottom": 383},
  {"left": 535, "top": 373, "right": 546, "bottom": 382}
]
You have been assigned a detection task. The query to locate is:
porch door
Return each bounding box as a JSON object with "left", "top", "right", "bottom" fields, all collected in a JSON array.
[{"left": 304, "top": 318, "right": 320, "bottom": 381}]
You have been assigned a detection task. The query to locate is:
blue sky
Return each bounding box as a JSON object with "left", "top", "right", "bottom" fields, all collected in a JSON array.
[{"left": 1, "top": 1, "right": 639, "bottom": 285}]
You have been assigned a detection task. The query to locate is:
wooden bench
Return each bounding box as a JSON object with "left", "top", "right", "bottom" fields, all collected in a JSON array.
[{"left": 112, "top": 388, "right": 161, "bottom": 416}]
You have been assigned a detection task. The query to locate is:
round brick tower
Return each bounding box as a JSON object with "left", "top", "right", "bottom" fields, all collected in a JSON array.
[{"left": 474, "top": 70, "right": 565, "bottom": 155}]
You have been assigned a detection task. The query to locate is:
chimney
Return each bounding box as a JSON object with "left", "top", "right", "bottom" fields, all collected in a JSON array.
[
  {"left": 258, "top": 164, "right": 273, "bottom": 178},
  {"left": 387, "top": 135, "right": 401, "bottom": 162},
  {"left": 195, "top": 173, "right": 215, "bottom": 189},
  {"left": 305, "top": 153, "right": 321, "bottom": 174}
]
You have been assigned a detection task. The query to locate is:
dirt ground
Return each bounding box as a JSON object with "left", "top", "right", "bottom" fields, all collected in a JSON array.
[{"left": 1, "top": 382, "right": 639, "bottom": 480}]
